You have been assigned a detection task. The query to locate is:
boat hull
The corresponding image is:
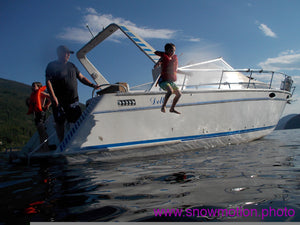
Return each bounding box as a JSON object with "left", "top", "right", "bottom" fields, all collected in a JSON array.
[{"left": 55, "top": 89, "right": 289, "bottom": 155}]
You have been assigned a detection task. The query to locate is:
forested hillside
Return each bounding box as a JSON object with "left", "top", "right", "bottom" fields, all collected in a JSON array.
[{"left": 0, "top": 78, "right": 35, "bottom": 150}]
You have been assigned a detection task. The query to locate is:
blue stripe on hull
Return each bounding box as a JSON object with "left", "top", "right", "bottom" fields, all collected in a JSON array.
[{"left": 79, "top": 125, "right": 275, "bottom": 152}]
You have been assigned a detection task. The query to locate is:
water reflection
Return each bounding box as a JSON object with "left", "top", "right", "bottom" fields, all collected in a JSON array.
[{"left": 0, "top": 129, "right": 300, "bottom": 223}]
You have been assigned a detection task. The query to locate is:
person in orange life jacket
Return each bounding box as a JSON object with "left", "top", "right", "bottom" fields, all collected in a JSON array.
[
  {"left": 46, "top": 45, "right": 100, "bottom": 142},
  {"left": 154, "top": 43, "right": 182, "bottom": 114},
  {"left": 26, "top": 82, "right": 51, "bottom": 152}
]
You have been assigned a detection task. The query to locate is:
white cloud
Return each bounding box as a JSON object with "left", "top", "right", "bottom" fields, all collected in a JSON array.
[
  {"left": 86, "top": 7, "right": 97, "bottom": 14},
  {"left": 58, "top": 27, "right": 91, "bottom": 43},
  {"left": 187, "top": 37, "right": 201, "bottom": 42},
  {"left": 57, "top": 8, "right": 178, "bottom": 43},
  {"left": 258, "top": 23, "right": 277, "bottom": 38},
  {"left": 258, "top": 50, "right": 300, "bottom": 71}
]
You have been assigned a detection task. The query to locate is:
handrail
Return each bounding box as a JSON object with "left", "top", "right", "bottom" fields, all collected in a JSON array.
[
  {"left": 92, "top": 83, "right": 129, "bottom": 98},
  {"left": 218, "top": 70, "right": 224, "bottom": 89},
  {"left": 92, "top": 68, "right": 294, "bottom": 94},
  {"left": 131, "top": 82, "right": 153, "bottom": 90},
  {"left": 177, "top": 68, "right": 293, "bottom": 93},
  {"left": 178, "top": 82, "right": 268, "bottom": 89},
  {"left": 269, "top": 72, "right": 274, "bottom": 89},
  {"left": 246, "top": 70, "right": 253, "bottom": 88}
]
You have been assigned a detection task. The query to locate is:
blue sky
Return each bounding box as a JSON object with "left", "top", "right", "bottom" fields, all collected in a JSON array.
[{"left": 0, "top": 0, "right": 299, "bottom": 115}]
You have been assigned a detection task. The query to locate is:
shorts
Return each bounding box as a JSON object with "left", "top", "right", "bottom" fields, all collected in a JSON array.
[
  {"left": 53, "top": 103, "right": 82, "bottom": 124},
  {"left": 34, "top": 111, "right": 46, "bottom": 126},
  {"left": 65, "top": 103, "right": 82, "bottom": 123},
  {"left": 159, "top": 81, "right": 179, "bottom": 91}
]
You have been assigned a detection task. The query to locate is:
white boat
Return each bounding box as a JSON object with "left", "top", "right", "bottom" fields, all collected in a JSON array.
[{"left": 18, "top": 23, "right": 294, "bottom": 163}]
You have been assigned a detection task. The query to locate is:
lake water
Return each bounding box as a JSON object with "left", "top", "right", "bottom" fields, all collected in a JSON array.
[{"left": 1, "top": 129, "right": 300, "bottom": 224}]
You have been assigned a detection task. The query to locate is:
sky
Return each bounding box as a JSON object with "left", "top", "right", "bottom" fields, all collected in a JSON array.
[{"left": 0, "top": 0, "right": 300, "bottom": 116}]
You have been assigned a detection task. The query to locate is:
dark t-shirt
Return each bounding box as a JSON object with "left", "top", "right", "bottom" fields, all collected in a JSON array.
[{"left": 46, "top": 60, "right": 80, "bottom": 106}]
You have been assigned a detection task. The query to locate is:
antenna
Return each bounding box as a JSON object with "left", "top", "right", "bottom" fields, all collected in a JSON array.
[{"left": 86, "top": 24, "right": 95, "bottom": 38}]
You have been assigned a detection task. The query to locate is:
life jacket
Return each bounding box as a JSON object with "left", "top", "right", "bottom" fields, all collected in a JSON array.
[
  {"left": 155, "top": 51, "right": 178, "bottom": 82},
  {"left": 27, "top": 86, "right": 47, "bottom": 114}
]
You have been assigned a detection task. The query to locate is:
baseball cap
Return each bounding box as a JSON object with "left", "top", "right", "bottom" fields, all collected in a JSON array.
[{"left": 57, "top": 45, "right": 74, "bottom": 54}]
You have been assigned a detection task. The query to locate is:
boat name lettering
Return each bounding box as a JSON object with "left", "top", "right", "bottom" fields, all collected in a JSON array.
[
  {"left": 117, "top": 99, "right": 136, "bottom": 106},
  {"left": 150, "top": 97, "right": 164, "bottom": 105}
]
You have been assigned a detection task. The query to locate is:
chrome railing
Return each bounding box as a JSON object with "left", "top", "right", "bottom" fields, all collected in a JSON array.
[
  {"left": 93, "top": 70, "right": 295, "bottom": 95},
  {"left": 219, "top": 69, "right": 293, "bottom": 91},
  {"left": 172, "top": 69, "right": 294, "bottom": 93}
]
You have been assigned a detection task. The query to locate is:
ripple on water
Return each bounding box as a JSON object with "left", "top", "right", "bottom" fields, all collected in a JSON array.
[{"left": 1, "top": 129, "right": 300, "bottom": 222}]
